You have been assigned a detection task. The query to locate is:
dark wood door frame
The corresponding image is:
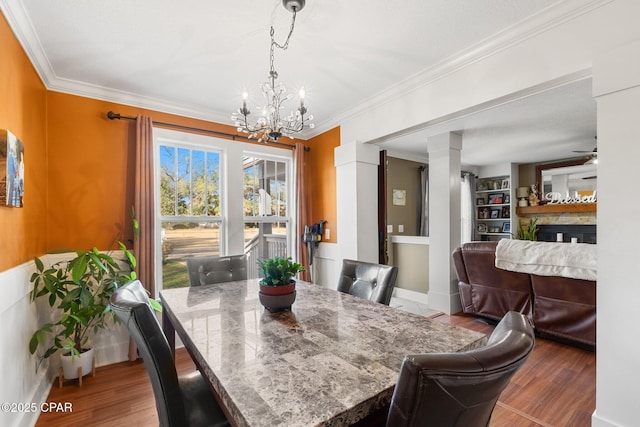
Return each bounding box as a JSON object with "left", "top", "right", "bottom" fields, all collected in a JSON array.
[{"left": 378, "top": 150, "right": 388, "bottom": 264}]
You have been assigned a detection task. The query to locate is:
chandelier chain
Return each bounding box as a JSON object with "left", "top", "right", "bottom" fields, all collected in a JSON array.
[{"left": 269, "top": 8, "right": 297, "bottom": 75}]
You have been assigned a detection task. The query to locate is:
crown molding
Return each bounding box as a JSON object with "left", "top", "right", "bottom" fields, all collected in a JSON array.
[
  {"left": 323, "top": 0, "right": 612, "bottom": 129},
  {"left": 2, "top": 0, "right": 611, "bottom": 139},
  {"left": 0, "top": 0, "right": 56, "bottom": 87},
  {"left": 47, "top": 77, "right": 233, "bottom": 126}
]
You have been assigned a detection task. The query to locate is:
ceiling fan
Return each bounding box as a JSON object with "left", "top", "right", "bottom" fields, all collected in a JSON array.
[{"left": 573, "top": 137, "right": 597, "bottom": 164}]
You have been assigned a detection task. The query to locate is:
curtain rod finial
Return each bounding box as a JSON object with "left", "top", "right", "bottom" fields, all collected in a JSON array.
[{"left": 107, "top": 111, "right": 120, "bottom": 120}]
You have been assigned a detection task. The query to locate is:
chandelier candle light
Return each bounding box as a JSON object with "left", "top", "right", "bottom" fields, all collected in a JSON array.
[{"left": 232, "top": 0, "right": 314, "bottom": 143}]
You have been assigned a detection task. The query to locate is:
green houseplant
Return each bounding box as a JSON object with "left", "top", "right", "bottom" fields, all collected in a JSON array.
[
  {"left": 257, "top": 256, "right": 306, "bottom": 287},
  {"left": 29, "top": 243, "right": 151, "bottom": 377},
  {"left": 517, "top": 217, "right": 539, "bottom": 241},
  {"left": 257, "top": 257, "right": 306, "bottom": 312}
]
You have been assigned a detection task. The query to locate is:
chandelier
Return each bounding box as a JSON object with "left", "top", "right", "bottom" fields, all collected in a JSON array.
[{"left": 232, "top": 0, "right": 314, "bottom": 143}]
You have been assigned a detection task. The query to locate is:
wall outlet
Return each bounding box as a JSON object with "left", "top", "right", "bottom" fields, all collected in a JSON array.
[
  {"left": 398, "top": 224, "right": 404, "bottom": 233},
  {"left": 325, "top": 228, "right": 330, "bottom": 240},
  {"left": 387, "top": 224, "right": 393, "bottom": 233}
]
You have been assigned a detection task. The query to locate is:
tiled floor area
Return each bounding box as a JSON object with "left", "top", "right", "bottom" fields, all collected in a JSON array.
[{"left": 389, "top": 296, "right": 442, "bottom": 318}]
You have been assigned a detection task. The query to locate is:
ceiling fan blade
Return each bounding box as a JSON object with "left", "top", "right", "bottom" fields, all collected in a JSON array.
[{"left": 573, "top": 147, "right": 597, "bottom": 154}]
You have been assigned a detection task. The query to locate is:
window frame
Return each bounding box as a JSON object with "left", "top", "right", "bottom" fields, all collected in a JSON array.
[{"left": 152, "top": 128, "right": 293, "bottom": 294}]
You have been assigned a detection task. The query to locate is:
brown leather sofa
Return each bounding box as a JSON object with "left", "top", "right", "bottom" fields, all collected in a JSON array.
[{"left": 452, "top": 241, "right": 596, "bottom": 348}]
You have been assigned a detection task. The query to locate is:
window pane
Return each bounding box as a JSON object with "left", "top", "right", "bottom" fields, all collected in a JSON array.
[
  {"left": 191, "top": 150, "right": 206, "bottom": 215},
  {"left": 243, "top": 159, "right": 259, "bottom": 216},
  {"left": 244, "top": 221, "right": 288, "bottom": 279},
  {"left": 243, "top": 157, "right": 287, "bottom": 218},
  {"left": 274, "top": 161, "right": 287, "bottom": 217},
  {"left": 160, "top": 146, "right": 177, "bottom": 216},
  {"left": 160, "top": 146, "right": 220, "bottom": 217},
  {"left": 161, "top": 221, "right": 221, "bottom": 289},
  {"left": 177, "top": 148, "right": 191, "bottom": 215},
  {"left": 207, "top": 152, "right": 220, "bottom": 216}
]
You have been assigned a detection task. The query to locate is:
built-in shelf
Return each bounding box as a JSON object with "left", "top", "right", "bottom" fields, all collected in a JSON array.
[{"left": 516, "top": 203, "right": 596, "bottom": 215}]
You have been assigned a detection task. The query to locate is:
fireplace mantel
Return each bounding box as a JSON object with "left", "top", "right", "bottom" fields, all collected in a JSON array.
[{"left": 516, "top": 203, "right": 596, "bottom": 215}]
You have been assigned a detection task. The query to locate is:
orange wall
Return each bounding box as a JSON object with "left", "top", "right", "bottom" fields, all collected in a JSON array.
[
  {"left": 45, "top": 93, "right": 287, "bottom": 252},
  {"left": 0, "top": 12, "right": 48, "bottom": 271},
  {"left": 306, "top": 127, "right": 340, "bottom": 243}
]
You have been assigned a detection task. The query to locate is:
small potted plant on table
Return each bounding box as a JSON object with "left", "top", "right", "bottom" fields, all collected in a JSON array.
[{"left": 257, "top": 257, "right": 306, "bottom": 312}]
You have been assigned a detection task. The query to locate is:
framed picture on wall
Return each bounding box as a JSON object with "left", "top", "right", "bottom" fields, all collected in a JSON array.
[
  {"left": 476, "top": 197, "right": 485, "bottom": 205},
  {"left": 502, "top": 222, "right": 511, "bottom": 233},
  {"left": 392, "top": 189, "right": 406, "bottom": 206},
  {"left": 0, "top": 129, "right": 25, "bottom": 208},
  {"left": 490, "top": 209, "right": 500, "bottom": 219},
  {"left": 501, "top": 178, "right": 510, "bottom": 189}
]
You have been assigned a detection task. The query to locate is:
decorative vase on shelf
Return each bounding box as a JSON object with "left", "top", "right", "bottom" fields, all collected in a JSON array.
[{"left": 257, "top": 257, "right": 306, "bottom": 312}]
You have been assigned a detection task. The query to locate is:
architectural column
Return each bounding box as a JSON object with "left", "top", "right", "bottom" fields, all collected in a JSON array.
[
  {"left": 591, "top": 38, "right": 640, "bottom": 427},
  {"left": 334, "top": 142, "right": 380, "bottom": 263},
  {"left": 427, "top": 132, "right": 462, "bottom": 314}
]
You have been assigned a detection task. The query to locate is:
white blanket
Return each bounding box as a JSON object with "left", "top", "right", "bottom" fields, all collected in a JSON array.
[{"left": 495, "top": 239, "right": 597, "bottom": 281}]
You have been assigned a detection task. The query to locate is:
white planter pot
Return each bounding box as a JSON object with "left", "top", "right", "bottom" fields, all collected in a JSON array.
[{"left": 60, "top": 348, "right": 94, "bottom": 379}]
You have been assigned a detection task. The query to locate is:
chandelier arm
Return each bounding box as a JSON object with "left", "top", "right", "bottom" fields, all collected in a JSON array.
[{"left": 232, "top": 4, "right": 312, "bottom": 144}]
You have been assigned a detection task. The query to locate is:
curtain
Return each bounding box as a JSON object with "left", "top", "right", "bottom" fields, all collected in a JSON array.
[
  {"left": 419, "top": 166, "right": 429, "bottom": 236},
  {"left": 294, "top": 142, "right": 311, "bottom": 282},
  {"left": 129, "top": 115, "right": 155, "bottom": 361},
  {"left": 460, "top": 172, "right": 476, "bottom": 243}
]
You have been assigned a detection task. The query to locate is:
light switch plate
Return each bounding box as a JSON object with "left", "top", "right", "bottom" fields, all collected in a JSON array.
[
  {"left": 398, "top": 224, "right": 404, "bottom": 232},
  {"left": 325, "top": 228, "right": 330, "bottom": 240},
  {"left": 387, "top": 224, "right": 393, "bottom": 233}
]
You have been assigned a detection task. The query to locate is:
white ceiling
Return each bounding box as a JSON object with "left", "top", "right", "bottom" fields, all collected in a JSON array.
[{"left": 2, "top": 0, "right": 597, "bottom": 165}]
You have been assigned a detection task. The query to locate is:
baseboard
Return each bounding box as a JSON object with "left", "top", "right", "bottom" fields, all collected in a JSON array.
[
  {"left": 392, "top": 287, "right": 429, "bottom": 305},
  {"left": 591, "top": 410, "right": 618, "bottom": 427}
]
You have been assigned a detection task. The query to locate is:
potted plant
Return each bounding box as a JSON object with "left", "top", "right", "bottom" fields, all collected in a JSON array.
[
  {"left": 257, "top": 257, "right": 306, "bottom": 312},
  {"left": 518, "top": 217, "right": 539, "bottom": 241},
  {"left": 29, "top": 243, "right": 145, "bottom": 380}
]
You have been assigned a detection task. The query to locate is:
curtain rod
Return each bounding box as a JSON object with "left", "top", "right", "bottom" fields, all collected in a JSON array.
[{"left": 106, "top": 111, "right": 309, "bottom": 151}]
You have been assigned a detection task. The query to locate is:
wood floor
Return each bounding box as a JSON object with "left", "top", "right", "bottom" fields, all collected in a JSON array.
[{"left": 35, "top": 313, "right": 595, "bottom": 427}]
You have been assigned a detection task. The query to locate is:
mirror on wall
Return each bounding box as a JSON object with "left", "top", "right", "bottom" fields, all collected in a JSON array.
[{"left": 536, "top": 159, "right": 596, "bottom": 201}]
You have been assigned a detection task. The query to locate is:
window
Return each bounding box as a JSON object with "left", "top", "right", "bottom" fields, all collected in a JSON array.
[
  {"left": 158, "top": 145, "right": 222, "bottom": 289},
  {"left": 243, "top": 155, "right": 291, "bottom": 278},
  {"left": 153, "top": 129, "right": 294, "bottom": 291}
]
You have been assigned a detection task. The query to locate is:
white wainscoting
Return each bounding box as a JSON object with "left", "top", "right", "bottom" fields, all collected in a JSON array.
[
  {"left": 313, "top": 242, "right": 341, "bottom": 289},
  {"left": 0, "top": 253, "right": 131, "bottom": 427}
]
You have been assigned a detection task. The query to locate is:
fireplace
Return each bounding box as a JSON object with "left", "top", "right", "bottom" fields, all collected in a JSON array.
[{"left": 537, "top": 224, "right": 596, "bottom": 244}]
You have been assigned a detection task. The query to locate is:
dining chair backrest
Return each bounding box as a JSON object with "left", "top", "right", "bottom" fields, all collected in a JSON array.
[
  {"left": 186, "top": 254, "right": 248, "bottom": 286},
  {"left": 386, "top": 311, "right": 535, "bottom": 427},
  {"left": 337, "top": 259, "right": 398, "bottom": 305},
  {"left": 109, "top": 280, "right": 186, "bottom": 426}
]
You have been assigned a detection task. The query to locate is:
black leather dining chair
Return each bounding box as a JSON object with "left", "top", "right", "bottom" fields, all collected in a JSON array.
[
  {"left": 186, "top": 254, "right": 248, "bottom": 286},
  {"left": 337, "top": 259, "right": 398, "bottom": 305},
  {"left": 386, "top": 311, "right": 535, "bottom": 427},
  {"left": 109, "top": 280, "right": 229, "bottom": 427}
]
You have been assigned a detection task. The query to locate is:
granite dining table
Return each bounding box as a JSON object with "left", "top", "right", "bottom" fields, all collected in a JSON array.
[{"left": 160, "top": 279, "right": 486, "bottom": 427}]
